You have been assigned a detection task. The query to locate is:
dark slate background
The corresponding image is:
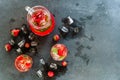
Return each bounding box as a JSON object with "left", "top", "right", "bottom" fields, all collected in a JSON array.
[{"left": 0, "top": 0, "right": 120, "bottom": 80}]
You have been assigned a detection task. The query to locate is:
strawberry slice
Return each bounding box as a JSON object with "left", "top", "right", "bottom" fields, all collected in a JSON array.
[
  {"left": 58, "top": 49, "right": 65, "bottom": 56},
  {"left": 33, "top": 10, "right": 46, "bottom": 26},
  {"left": 26, "top": 63, "right": 31, "bottom": 68},
  {"left": 53, "top": 34, "right": 60, "bottom": 41},
  {"left": 34, "top": 18, "right": 41, "bottom": 24},
  {"left": 11, "top": 29, "right": 20, "bottom": 37},
  {"left": 18, "top": 56, "right": 23, "bottom": 61},
  {"left": 5, "top": 43, "right": 12, "bottom": 52}
]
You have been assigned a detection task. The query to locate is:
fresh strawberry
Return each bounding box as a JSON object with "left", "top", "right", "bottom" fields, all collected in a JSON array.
[
  {"left": 58, "top": 49, "right": 65, "bottom": 56},
  {"left": 24, "top": 43, "right": 30, "bottom": 48},
  {"left": 53, "top": 34, "right": 60, "bottom": 41},
  {"left": 62, "top": 61, "right": 67, "bottom": 67},
  {"left": 47, "top": 71, "right": 54, "bottom": 77},
  {"left": 11, "top": 29, "right": 20, "bottom": 37},
  {"left": 5, "top": 43, "right": 12, "bottom": 52}
]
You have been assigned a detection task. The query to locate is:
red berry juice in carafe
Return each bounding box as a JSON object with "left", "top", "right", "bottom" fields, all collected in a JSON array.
[{"left": 26, "top": 5, "right": 55, "bottom": 36}]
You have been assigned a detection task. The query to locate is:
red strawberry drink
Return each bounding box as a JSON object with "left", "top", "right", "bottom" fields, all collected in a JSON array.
[
  {"left": 50, "top": 44, "right": 68, "bottom": 61},
  {"left": 15, "top": 54, "right": 33, "bottom": 72},
  {"left": 26, "top": 6, "right": 55, "bottom": 36}
]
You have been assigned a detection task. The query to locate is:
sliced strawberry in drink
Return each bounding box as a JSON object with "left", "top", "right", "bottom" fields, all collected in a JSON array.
[
  {"left": 26, "top": 63, "right": 31, "bottom": 68},
  {"left": 33, "top": 10, "right": 46, "bottom": 26},
  {"left": 58, "top": 49, "right": 65, "bottom": 56},
  {"left": 34, "top": 18, "right": 41, "bottom": 23},
  {"left": 20, "top": 60, "right": 25, "bottom": 64},
  {"left": 18, "top": 56, "right": 23, "bottom": 61}
]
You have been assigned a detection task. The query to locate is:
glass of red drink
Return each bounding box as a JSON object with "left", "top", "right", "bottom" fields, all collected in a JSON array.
[
  {"left": 26, "top": 5, "right": 55, "bottom": 36},
  {"left": 50, "top": 44, "right": 68, "bottom": 61},
  {"left": 15, "top": 54, "right": 33, "bottom": 72}
]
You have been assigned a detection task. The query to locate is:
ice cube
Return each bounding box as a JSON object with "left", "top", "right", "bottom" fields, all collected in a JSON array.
[{"left": 36, "top": 70, "right": 43, "bottom": 78}]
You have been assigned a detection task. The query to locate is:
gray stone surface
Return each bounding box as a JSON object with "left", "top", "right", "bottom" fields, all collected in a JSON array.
[{"left": 0, "top": 0, "right": 120, "bottom": 80}]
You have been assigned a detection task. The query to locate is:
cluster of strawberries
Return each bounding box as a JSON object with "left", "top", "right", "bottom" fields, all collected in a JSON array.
[
  {"left": 5, "top": 28, "right": 20, "bottom": 52},
  {"left": 4, "top": 24, "right": 38, "bottom": 55},
  {"left": 4, "top": 16, "right": 83, "bottom": 79},
  {"left": 4, "top": 24, "right": 60, "bottom": 54},
  {"left": 4, "top": 24, "right": 67, "bottom": 79}
]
